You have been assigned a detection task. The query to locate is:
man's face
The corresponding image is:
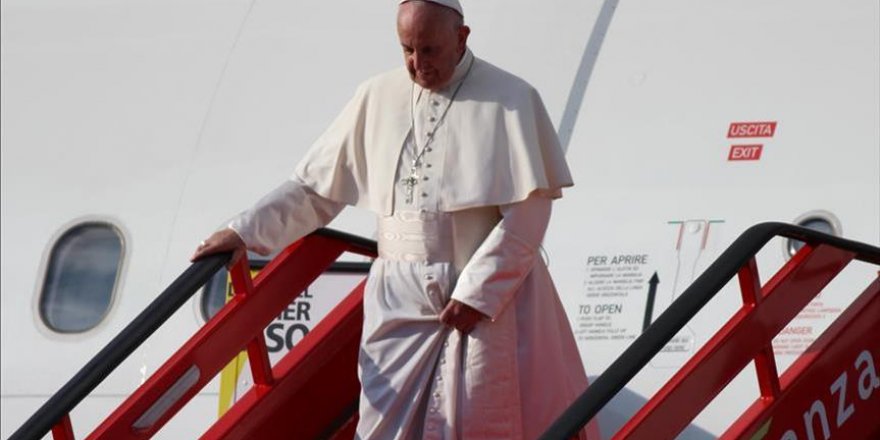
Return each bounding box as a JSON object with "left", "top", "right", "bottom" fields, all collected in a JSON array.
[{"left": 397, "top": 3, "right": 469, "bottom": 91}]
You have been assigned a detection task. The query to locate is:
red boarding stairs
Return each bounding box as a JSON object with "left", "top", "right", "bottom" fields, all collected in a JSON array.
[{"left": 11, "top": 223, "right": 880, "bottom": 439}]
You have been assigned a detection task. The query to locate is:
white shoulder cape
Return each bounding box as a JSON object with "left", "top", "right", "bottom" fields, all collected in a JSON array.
[{"left": 294, "top": 55, "right": 573, "bottom": 215}]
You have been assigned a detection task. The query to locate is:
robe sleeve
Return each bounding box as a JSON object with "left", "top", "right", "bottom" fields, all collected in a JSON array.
[
  {"left": 227, "top": 177, "right": 346, "bottom": 255},
  {"left": 449, "top": 193, "right": 551, "bottom": 320}
]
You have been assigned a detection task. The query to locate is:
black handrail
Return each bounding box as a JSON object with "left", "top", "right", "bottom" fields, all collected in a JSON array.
[
  {"left": 540, "top": 222, "right": 880, "bottom": 439},
  {"left": 11, "top": 228, "right": 378, "bottom": 440}
]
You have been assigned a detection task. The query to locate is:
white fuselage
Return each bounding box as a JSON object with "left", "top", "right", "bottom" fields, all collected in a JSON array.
[{"left": 2, "top": 1, "right": 878, "bottom": 438}]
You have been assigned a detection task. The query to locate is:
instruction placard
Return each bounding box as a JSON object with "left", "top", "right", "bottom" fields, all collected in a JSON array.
[{"left": 574, "top": 254, "right": 651, "bottom": 343}]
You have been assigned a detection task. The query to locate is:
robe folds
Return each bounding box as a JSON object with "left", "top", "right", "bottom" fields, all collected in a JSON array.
[{"left": 229, "top": 50, "right": 596, "bottom": 439}]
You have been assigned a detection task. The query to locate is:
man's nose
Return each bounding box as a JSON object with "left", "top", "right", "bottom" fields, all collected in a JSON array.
[{"left": 411, "top": 51, "right": 424, "bottom": 71}]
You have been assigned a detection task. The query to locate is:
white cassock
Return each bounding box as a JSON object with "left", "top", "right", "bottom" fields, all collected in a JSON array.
[{"left": 230, "top": 49, "right": 597, "bottom": 440}]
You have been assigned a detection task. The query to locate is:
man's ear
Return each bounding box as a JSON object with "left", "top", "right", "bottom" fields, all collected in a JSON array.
[{"left": 458, "top": 25, "right": 471, "bottom": 52}]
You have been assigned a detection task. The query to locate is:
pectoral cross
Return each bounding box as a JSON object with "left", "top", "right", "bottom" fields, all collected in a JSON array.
[{"left": 400, "top": 166, "right": 420, "bottom": 204}]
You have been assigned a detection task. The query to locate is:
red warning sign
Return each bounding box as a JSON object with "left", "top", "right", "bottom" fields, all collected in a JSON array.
[
  {"left": 728, "top": 121, "right": 777, "bottom": 138},
  {"left": 728, "top": 144, "right": 763, "bottom": 161}
]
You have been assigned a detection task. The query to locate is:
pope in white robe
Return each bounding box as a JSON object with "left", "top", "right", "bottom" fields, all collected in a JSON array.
[{"left": 193, "top": 1, "right": 597, "bottom": 438}]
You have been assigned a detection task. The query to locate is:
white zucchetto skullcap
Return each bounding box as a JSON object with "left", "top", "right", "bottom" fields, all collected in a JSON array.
[{"left": 399, "top": 0, "right": 463, "bottom": 17}]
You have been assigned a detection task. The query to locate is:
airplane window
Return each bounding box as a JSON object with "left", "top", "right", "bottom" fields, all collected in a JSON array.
[
  {"left": 200, "top": 270, "right": 230, "bottom": 321},
  {"left": 40, "top": 222, "right": 124, "bottom": 333},
  {"left": 785, "top": 211, "right": 841, "bottom": 258}
]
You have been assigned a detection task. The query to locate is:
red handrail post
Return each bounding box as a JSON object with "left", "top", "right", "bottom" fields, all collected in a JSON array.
[
  {"left": 228, "top": 255, "right": 275, "bottom": 387},
  {"left": 51, "top": 415, "right": 75, "bottom": 440},
  {"left": 228, "top": 256, "right": 254, "bottom": 297},
  {"left": 737, "top": 257, "right": 781, "bottom": 399},
  {"left": 246, "top": 337, "right": 275, "bottom": 388}
]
